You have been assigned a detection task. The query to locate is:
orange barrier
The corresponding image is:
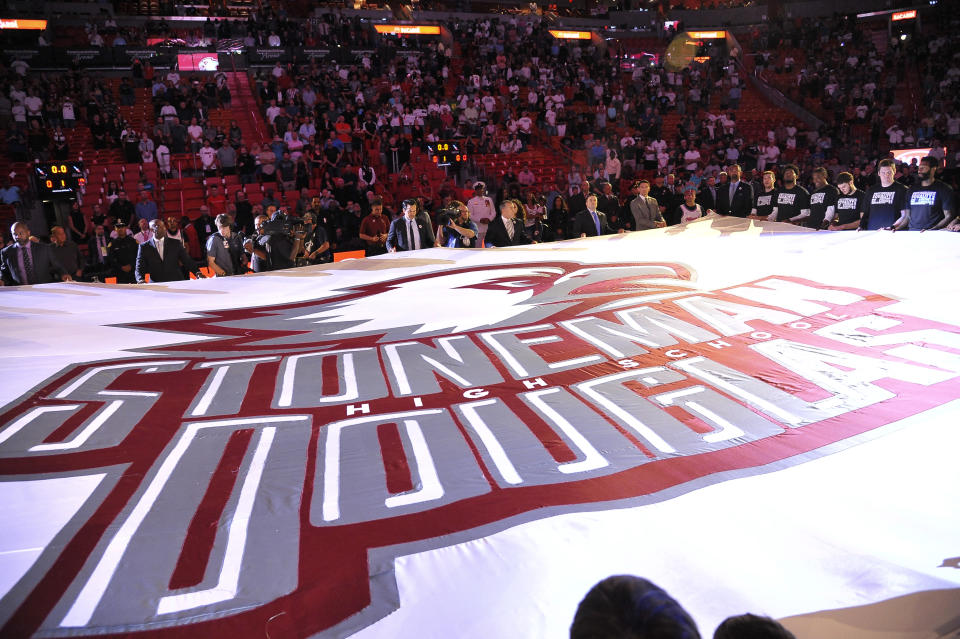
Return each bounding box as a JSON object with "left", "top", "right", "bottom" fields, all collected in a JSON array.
[{"left": 334, "top": 250, "right": 365, "bottom": 262}]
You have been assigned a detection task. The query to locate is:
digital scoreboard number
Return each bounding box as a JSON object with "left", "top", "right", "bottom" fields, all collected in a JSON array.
[
  {"left": 34, "top": 162, "right": 86, "bottom": 201},
  {"left": 427, "top": 142, "right": 465, "bottom": 168}
]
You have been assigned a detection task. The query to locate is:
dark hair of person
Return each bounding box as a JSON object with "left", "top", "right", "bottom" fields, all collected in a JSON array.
[
  {"left": 920, "top": 155, "right": 940, "bottom": 170},
  {"left": 570, "top": 575, "right": 701, "bottom": 639},
  {"left": 878, "top": 158, "right": 896, "bottom": 170},
  {"left": 835, "top": 172, "right": 854, "bottom": 184},
  {"left": 713, "top": 613, "right": 796, "bottom": 639}
]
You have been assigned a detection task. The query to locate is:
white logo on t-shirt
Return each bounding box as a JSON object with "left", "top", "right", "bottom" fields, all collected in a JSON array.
[
  {"left": 910, "top": 191, "right": 937, "bottom": 206},
  {"left": 778, "top": 193, "right": 797, "bottom": 205},
  {"left": 872, "top": 191, "right": 895, "bottom": 205},
  {"left": 757, "top": 195, "right": 772, "bottom": 207},
  {"left": 810, "top": 192, "right": 826, "bottom": 205},
  {"left": 837, "top": 197, "right": 858, "bottom": 210}
]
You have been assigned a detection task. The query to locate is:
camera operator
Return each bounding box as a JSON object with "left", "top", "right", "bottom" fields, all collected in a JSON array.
[
  {"left": 436, "top": 200, "right": 478, "bottom": 248},
  {"left": 243, "top": 214, "right": 271, "bottom": 272},
  {"left": 206, "top": 214, "right": 246, "bottom": 276},
  {"left": 296, "top": 211, "right": 331, "bottom": 266},
  {"left": 250, "top": 209, "right": 306, "bottom": 271}
]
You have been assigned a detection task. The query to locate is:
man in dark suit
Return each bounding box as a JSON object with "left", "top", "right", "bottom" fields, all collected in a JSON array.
[
  {"left": 1, "top": 222, "right": 72, "bottom": 286},
  {"left": 716, "top": 164, "right": 754, "bottom": 217},
  {"left": 484, "top": 200, "right": 531, "bottom": 247},
  {"left": 697, "top": 175, "right": 719, "bottom": 213},
  {"left": 572, "top": 194, "right": 613, "bottom": 237},
  {"left": 386, "top": 198, "right": 436, "bottom": 252},
  {"left": 135, "top": 219, "right": 201, "bottom": 283}
]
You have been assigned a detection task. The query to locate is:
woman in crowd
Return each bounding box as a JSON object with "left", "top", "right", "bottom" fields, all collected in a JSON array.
[{"left": 547, "top": 194, "right": 570, "bottom": 241}]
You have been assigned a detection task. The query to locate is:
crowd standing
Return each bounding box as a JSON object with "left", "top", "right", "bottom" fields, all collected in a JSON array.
[{"left": 2, "top": 7, "right": 958, "bottom": 285}]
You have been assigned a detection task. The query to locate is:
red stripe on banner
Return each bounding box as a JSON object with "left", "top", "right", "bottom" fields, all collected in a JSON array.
[
  {"left": 322, "top": 355, "right": 340, "bottom": 396},
  {"left": 168, "top": 428, "right": 254, "bottom": 590},
  {"left": 42, "top": 402, "right": 102, "bottom": 444},
  {"left": 378, "top": 422, "right": 414, "bottom": 494}
]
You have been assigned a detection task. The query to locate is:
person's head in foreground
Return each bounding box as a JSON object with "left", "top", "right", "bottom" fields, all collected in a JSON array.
[
  {"left": 570, "top": 575, "right": 701, "bottom": 639},
  {"left": 713, "top": 613, "right": 796, "bottom": 639}
]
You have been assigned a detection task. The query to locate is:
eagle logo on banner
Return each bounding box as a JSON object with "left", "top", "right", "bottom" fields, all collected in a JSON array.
[{"left": 2, "top": 261, "right": 959, "bottom": 638}]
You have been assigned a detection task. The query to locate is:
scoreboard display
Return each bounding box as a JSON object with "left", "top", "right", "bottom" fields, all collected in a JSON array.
[
  {"left": 34, "top": 162, "right": 86, "bottom": 201},
  {"left": 427, "top": 142, "right": 465, "bottom": 168}
]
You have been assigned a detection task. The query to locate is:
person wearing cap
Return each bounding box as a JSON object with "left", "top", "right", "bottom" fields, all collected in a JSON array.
[
  {"left": 467, "top": 181, "right": 496, "bottom": 246},
  {"left": 107, "top": 220, "right": 139, "bottom": 283}
]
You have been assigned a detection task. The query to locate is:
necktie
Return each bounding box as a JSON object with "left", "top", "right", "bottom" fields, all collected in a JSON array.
[
  {"left": 506, "top": 218, "right": 514, "bottom": 240},
  {"left": 97, "top": 237, "right": 106, "bottom": 263},
  {"left": 729, "top": 183, "right": 737, "bottom": 203},
  {"left": 22, "top": 245, "right": 35, "bottom": 284},
  {"left": 407, "top": 220, "right": 416, "bottom": 251},
  {"left": 591, "top": 211, "right": 601, "bottom": 236},
  {"left": 156, "top": 238, "right": 164, "bottom": 260}
]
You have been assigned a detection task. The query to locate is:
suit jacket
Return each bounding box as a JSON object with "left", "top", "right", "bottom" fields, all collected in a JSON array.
[
  {"left": 484, "top": 215, "right": 531, "bottom": 247},
  {"left": 386, "top": 215, "right": 436, "bottom": 252},
  {"left": 717, "top": 180, "right": 754, "bottom": 217},
  {"left": 572, "top": 209, "right": 611, "bottom": 237},
  {"left": 1, "top": 241, "right": 67, "bottom": 285},
  {"left": 629, "top": 196, "right": 663, "bottom": 230},
  {"left": 697, "top": 185, "right": 718, "bottom": 212},
  {"left": 135, "top": 236, "right": 198, "bottom": 283}
]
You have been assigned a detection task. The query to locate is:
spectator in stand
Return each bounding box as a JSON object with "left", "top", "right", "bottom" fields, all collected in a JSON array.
[
  {"left": 198, "top": 139, "right": 219, "bottom": 177},
  {"left": 135, "top": 191, "right": 159, "bottom": 225},
  {"left": 109, "top": 191, "right": 135, "bottom": 227}
]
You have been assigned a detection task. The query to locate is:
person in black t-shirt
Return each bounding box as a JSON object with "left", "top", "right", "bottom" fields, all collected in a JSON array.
[
  {"left": 750, "top": 170, "right": 778, "bottom": 220},
  {"left": 896, "top": 156, "right": 955, "bottom": 231},
  {"left": 828, "top": 172, "right": 868, "bottom": 231},
  {"left": 798, "top": 167, "right": 838, "bottom": 229},
  {"left": 862, "top": 159, "right": 909, "bottom": 230},
  {"left": 770, "top": 164, "right": 810, "bottom": 222}
]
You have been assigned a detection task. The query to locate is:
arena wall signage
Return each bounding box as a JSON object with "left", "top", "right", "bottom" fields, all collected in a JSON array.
[
  {"left": 2, "top": 246, "right": 959, "bottom": 637},
  {"left": 0, "top": 18, "right": 48, "bottom": 29},
  {"left": 373, "top": 24, "right": 441, "bottom": 35},
  {"left": 548, "top": 29, "right": 592, "bottom": 39},
  {"left": 891, "top": 9, "right": 917, "bottom": 21}
]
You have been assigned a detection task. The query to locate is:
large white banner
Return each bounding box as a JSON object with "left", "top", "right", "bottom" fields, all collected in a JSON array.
[{"left": 2, "top": 217, "right": 959, "bottom": 638}]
